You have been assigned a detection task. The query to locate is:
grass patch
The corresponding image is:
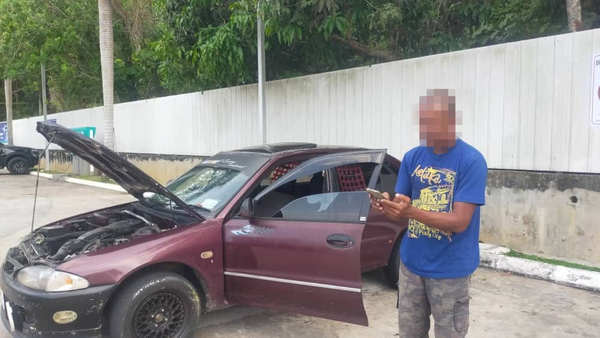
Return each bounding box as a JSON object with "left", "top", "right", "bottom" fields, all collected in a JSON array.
[
  {"left": 32, "top": 169, "right": 65, "bottom": 175},
  {"left": 75, "top": 175, "right": 117, "bottom": 185},
  {"left": 506, "top": 250, "right": 600, "bottom": 273}
]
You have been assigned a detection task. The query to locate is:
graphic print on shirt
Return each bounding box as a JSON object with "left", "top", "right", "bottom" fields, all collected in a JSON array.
[{"left": 407, "top": 164, "right": 456, "bottom": 241}]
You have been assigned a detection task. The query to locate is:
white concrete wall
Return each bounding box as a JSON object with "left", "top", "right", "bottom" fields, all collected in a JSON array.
[
  {"left": 113, "top": 86, "right": 260, "bottom": 155},
  {"left": 6, "top": 29, "right": 600, "bottom": 173},
  {"left": 265, "top": 30, "right": 600, "bottom": 173},
  {"left": 12, "top": 107, "right": 104, "bottom": 150}
]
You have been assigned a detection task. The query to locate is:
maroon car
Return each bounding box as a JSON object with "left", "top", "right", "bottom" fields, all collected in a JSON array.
[{"left": 1, "top": 122, "right": 407, "bottom": 338}]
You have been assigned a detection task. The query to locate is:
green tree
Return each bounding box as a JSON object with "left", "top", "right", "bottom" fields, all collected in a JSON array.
[
  {"left": 0, "top": 0, "right": 161, "bottom": 121},
  {"left": 0, "top": 0, "right": 105, "bottom": 120},
  {"left": 2, "top": 0, "right": 600, "bottom": 122},
  {"left": 156, "top": 0, "right": 598, "bottom": 89}
]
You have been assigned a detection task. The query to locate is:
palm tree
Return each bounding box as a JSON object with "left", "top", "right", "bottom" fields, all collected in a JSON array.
[
  {"left": 98, "top": 0, "right": 114, "bottom": 150},
  {"left": 4, "top": 78, "right": 13, "bottom": 145},
  {"left": 566, "top": 0, "right": 582, "bottom": 32}
]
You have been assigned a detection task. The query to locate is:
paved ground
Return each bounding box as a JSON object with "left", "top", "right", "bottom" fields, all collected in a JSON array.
[
  {"left": 1, "top": 170, "right": 599, "bottom": 338},
  {"left": 0, "top": 171, "right": 134, "bottom": 259}
]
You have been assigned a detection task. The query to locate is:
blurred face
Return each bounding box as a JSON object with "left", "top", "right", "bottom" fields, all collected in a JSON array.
[{"left": 419, "top": 90, "right": 457, "bottom": 149}]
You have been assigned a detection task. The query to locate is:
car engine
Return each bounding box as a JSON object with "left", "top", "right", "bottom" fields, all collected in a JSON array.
[{"left": 22, "top": 207, "right": 176, "bottom": 264}]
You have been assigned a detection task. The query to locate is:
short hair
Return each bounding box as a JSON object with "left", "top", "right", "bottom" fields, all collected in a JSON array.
[{"left": 419, "top": 89, "right": 456, "bottom": 118}]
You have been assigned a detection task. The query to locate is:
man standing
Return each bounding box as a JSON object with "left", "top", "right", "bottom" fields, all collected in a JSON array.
[{"left": 372, "top": 89, "right": 488, "bottom": 337}]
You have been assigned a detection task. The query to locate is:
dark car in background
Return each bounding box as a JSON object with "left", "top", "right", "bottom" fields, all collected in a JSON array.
[
  {"left": 0, "top": 144, "right": 40, "bottom": 175},
  {"left": 1, "top": 122, "right": 407, "bottom": 338}
]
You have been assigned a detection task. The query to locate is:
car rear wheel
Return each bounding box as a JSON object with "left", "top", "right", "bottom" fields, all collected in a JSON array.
[
  {"left": 108, "top": 271, "right": 201, "bottom": 338},
  {"left": 7, "top": 157, "right": 29, "bottom": 175},
  {"left": 383, "top": 234, "right": 403, "bottom": 289}
]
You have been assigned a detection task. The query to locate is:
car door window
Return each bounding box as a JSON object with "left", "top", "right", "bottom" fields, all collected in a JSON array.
[
  {"left": 278, "top": 191, "right": 366, "bottom": 222},
  {"left": 259, "top": 161, "right": 301, "bottom": 187},
  {"left": 375, "top": 165, "right": 398, "bottom": 197},
  {"left": 233, "top": 160, "right": 313, "bottom": 217},
  {"left": 254, "top": 162, "right": 379, "bottom": 222},
  {"left": 252, "top": 170, "right": 325, "bottom": 218}
]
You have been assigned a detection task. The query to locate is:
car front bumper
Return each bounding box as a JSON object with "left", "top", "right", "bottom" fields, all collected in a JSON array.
[{"left": 0, "top": 266, "right": 116, "bottom": 338}]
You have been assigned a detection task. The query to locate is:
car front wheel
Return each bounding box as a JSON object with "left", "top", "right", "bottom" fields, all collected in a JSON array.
[
  {"left": 108, "top": 271, "right": 201, "bottom": 338},
  {"left": 7, "top": 157, "right": 29, "bottom": 175}
]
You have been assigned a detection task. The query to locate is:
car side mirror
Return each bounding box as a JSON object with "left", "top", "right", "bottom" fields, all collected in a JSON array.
[{"left": 240, "top": 198, "right": 255, "bottom": 218}]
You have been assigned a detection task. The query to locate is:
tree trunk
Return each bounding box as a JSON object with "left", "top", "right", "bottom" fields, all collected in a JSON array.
[
  {"left": 4, "top": 78, "right": 13, "bottom": 146},
  {"left": 98, "top": 0, "right": 115, "bottom": 150},
  {"left": 566, "top": 0, "right": 582, "bottom": 32}
]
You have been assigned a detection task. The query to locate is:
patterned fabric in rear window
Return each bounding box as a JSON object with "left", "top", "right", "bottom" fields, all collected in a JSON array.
[{"left": 270, "top": 162, "right": 300, "bottom": 181}]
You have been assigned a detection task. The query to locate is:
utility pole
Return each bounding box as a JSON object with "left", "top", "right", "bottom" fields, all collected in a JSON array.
[
  {"left": 4, "top": 78, "right": 13, "bottom": 146},
  {"left": 41, "top": 63, "right": 50, "bottom": 171},
  {"left": 257, "top": 3, "right": 267, "bottom": 144}
]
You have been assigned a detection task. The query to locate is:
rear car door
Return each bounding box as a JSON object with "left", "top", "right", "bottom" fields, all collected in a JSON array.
[{"left": 223, "top": 150, "right": 386, "bottom": 326}]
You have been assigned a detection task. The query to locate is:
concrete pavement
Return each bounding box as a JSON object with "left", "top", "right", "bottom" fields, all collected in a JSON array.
[
  {"left": 1, "top": 171, "right": 599, "bottom": 338},
  {"left": 194, "top": 268, "right": 600, "bottom": 338},
  {"left": 0, "top": 170, "right": 134, "bottom": 259}
]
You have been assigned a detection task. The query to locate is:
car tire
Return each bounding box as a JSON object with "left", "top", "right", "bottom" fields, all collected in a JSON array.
[
  {"left": 383, "top": 234, "right": 403, "bottom": 289},
  {"left": 7, "top": 157, "right": 29, "bottom": 175},
  {"left": 108, "top": 271, "right": 201, "bottom": 338}
]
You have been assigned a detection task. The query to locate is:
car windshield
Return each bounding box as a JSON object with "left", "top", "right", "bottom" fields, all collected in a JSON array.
[{"left": 148, "top": 153, "right": 270, "bottom": 216}]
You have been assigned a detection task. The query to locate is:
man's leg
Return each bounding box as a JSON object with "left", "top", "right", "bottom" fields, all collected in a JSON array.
[
  {"left": 424, "top": 275, "right": 471, "bottom": 338},
  {"left": 398, "top": 262, "right": 431, "bottom": 338}
]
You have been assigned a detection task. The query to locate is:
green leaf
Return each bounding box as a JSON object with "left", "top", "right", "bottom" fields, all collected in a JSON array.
[{"left": 335, "top": 16, "right": 348, "bottom": 33}]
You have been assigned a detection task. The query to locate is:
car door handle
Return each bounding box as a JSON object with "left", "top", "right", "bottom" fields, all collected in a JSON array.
[{"left": 326, "top": 234, "right": 355, "bottom": 249}]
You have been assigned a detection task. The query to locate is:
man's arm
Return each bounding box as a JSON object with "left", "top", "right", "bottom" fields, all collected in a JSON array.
[
  {"left": 378, "top": 156, "right": 487, "bottom": 233},
  {"left": 404, "top": 201, "right": 476, "bottom": 233},
  {"left": 378, "top": 195, "right": 475, "bottom": 233}
]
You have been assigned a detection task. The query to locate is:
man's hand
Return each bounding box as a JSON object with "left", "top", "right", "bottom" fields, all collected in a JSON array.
[
  {"left": 369, "top": 191, "right": 412, "bottom": 222},
  {"left": 379, "top": 194, "right": 412, "bottom": 222},
  {"left": 369, "top": 192, "right": 391, "bottom": 210},
  {"left": 369, "top": 192, "right": 412, "bottom": 222}
]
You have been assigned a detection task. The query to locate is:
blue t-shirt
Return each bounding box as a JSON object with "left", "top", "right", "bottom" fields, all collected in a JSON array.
[{"left": 395, "top": 138, "right": 488, "bottom": 279}]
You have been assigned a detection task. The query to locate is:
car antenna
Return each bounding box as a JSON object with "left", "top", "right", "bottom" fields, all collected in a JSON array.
[{"left": 31, "top": 133, "right": 56, "bottom": 235}]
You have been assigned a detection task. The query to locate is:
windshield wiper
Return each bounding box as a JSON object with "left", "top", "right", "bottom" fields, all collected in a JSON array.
[
  {"left": 143, "top": 194, "right": 187, "bottom": 226},
  {"left": 190, "top": 204, "right": 212, "bottom": 213}
]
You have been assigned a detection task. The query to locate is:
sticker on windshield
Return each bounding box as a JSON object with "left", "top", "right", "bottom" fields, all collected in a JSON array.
[
  {"left": 199, "top": 198, "right": 219, "bottom": 210},
  {"left": 203, "top": 159, "right": 247, "bottom": 169}
]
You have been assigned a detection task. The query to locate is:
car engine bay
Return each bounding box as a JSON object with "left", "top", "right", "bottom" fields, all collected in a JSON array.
[{"left": 17, "top": 204, "right": 183, "bottom": 266}]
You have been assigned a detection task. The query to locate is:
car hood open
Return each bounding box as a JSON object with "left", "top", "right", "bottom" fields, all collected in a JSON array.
[{"left": 36, "top": 121, "right": 204, "bottom": 221}]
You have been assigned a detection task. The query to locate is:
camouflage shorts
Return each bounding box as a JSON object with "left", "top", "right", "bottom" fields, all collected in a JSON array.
[{"left": 397, "top": 262, "right": 471, "bottom": 338}]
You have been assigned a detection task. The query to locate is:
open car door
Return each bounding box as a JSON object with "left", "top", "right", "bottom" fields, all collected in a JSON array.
[{"left": 223, "top": 149, "right": 386, "bottom": 326}]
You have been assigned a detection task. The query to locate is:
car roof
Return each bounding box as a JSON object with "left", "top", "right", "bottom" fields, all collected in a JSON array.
[
  {"left": 230, "top": 142, "right": 367, "bottom": 156},
  {"left": 236, "top": 142, "right": 318, "bottom": 154}
]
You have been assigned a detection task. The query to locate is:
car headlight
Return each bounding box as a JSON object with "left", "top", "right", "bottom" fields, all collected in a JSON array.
[{"left": 17, "top": 266, "right": 89, "bottom": 292}]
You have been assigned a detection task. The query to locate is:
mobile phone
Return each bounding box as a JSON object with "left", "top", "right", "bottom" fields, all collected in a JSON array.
[{"left": 366, "top": 188, "right": 387, "bottom": 200}]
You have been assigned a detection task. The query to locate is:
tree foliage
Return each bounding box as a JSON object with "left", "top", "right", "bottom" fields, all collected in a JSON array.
[
  {"left": 0, "top": 0, "right": 103, "bottom": 118},
  {"left": 1, "top": 0, "right": 599, "bottom": 121}
]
